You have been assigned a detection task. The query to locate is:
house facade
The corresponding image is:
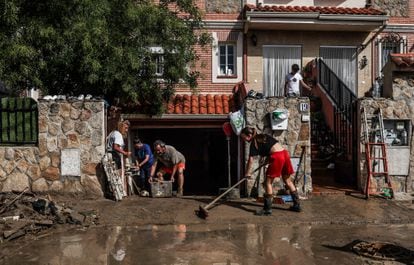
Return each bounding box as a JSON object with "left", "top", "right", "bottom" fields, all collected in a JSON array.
[
  {"left": 123, "top": 0, "right": 414, "bottom": 195},
  {"left": 1, "top": 1, "right": 412, "bottom": 196},
  {"left": 189, "top": 0, "right": 414, "bottom": 97}
]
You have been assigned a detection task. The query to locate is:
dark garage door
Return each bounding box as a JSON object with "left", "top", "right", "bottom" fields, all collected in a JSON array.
[{"left": 132, "top": 128, "right": 239, "bottom": 195}]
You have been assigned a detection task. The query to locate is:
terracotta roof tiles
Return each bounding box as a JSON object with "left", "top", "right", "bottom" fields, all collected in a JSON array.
[
  {"left": 166, "top": 94, "right": 234, "bottom": 115},
  {"left": 244, "top": 4, "right": 386, "bottom": 15},
  {"left": 390, "top": 53, "right": 414, "bottom": 68}
]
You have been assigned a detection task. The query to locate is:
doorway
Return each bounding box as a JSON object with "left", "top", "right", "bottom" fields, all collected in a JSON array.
[
  {"left": 131, "top": 128, "right": 239, "bottom": 195},
  {"left": 263, "top": 45, "right": 302, "bottom": 97},
  {"left": 320, "top": 46, "right": 357, "bottom": 93}
]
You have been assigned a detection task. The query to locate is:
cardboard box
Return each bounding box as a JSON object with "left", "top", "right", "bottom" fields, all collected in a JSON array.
[{"left": 150, "top": 181, "right": 172, "bottom": 198}]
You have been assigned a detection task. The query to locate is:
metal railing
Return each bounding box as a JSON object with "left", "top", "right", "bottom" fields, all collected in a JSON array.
[
  {"left": 0, "top": 97, "right": 38, "bottom": 145},
  {"left": 316, "top": 59, "right": 358, "bottom": 184},
  {"left": 318, "top": 59, "right": 357, "bottom": 121}
]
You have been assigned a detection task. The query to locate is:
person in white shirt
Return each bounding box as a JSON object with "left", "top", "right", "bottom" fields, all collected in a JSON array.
[
  {"left": 106, "top": 120, "right": 131, "bottom": 195},
  {"left": 284, "top": 64, "right": 312, "bottom": 97}
]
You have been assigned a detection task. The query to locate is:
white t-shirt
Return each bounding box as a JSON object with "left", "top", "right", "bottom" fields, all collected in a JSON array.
[
  {"left": 285, "top": 72, "right": 303, "bottom": 95},
  {"left": 106, "top": 130, "right": 125, "bottom": 152}
]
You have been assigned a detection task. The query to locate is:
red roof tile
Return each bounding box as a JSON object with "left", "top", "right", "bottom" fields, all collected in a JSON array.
[
  {"left": 166, "top": 94, "right": 234, "bottom": 115},
  {"left": 390, "top": 53, "right": 414, "bottom": 68},
  {"left": 244, "top": 4, "right": 386, "bottom": 15}
]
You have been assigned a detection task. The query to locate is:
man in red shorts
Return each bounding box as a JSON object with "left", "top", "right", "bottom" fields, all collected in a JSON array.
[
  {"left": 150, "top": 140, "right": 186, "bottom": 197},
  {"left": 240, "top": 127, "right": 301, "bottom": 214}
]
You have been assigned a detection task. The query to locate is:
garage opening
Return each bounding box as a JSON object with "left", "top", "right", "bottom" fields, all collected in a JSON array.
[{"left": 131, "top": 127, "right": 239, "bottom": 195}]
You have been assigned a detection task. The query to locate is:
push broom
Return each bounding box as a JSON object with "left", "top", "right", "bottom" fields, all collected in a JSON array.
[
  {"left": 196, "top": 162, "right": 269, "bottom": 219},
  {"left": 195, "top": 177, "right": 248, "bottom": 219}
]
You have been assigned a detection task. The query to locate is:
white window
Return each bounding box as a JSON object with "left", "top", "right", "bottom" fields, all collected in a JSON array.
[
  {"left": 218, "top": 43, "right": 236, "bottom": 76},
  {"left": 263, "top": 45, "right": 301, "bottom": 97},
  {"left": 212, "top": 32, "right": 242, "bottom": 83},
  {"left": 320, "top": 46, "right": 357, "bottom": 93},
  {"left": 149, "top": 46, "right": 164, "bottom": 77},
  {"left": 376, "top": 33, "right": 407, "bottom": 76},
  {"left": 155, "top": 54, "right": 164, "bottom": 76}
]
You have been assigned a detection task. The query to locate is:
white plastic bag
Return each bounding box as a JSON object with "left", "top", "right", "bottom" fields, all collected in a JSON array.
[{"left": 229, "top": 110, "right": 245, "bottom": 135}]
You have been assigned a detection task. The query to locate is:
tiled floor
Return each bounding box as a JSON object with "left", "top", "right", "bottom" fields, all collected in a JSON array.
[
  {"left": 312, "top": 179, "right": 358, "bottom": 195},
  {"left": 311, "top": 166, "right": 359, "bottom": 195}
]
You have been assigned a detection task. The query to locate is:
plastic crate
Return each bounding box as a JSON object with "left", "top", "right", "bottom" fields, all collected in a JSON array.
[{"left": 150, "top": 181, "right": 173, "bottom": 198}]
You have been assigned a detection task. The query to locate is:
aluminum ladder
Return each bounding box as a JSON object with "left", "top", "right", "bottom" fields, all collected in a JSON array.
[{"left": 362, "top": 107, "right": 393, "bottom": 199}]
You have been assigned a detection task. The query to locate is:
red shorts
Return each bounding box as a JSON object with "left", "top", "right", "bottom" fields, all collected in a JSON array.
[
  {"left": 160, "top": 162, "right": 186, "bottom": 175},
  {"left": 266, "top": 150, "right": 294, "bottom": 178}
]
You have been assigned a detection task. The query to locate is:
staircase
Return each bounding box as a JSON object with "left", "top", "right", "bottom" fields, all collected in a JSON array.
[
  {"left": 310, "top": 98, "right": 339, "bottom": 195},
  {"left": 310, "top": 111, "right": 357, "bottom": 194},
  {"left": 309, "top": 59, "right": 359, "bottom": 194}
]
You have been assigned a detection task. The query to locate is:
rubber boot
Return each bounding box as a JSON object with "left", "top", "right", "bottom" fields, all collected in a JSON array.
[
  {"left": 177, "top": 187, "right": 183, "bottom": 197},
  {"left": 289, "top": 191, "right": 301, "bottom": 212},
  {"left": 255, "top": 193, "right": 273, "bottom": 216}
]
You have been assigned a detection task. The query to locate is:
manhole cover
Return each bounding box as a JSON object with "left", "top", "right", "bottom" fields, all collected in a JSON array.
[{"left": 352, "top": 241, "right": 414, "bottom": 261}]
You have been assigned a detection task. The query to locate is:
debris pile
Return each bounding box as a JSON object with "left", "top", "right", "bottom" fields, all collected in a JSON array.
[
  {"left": 0, "top": 190, "right": 99, "bottom": 242},
  {"left": 352, "top": 240, "right": 414, "bottom": 262}
]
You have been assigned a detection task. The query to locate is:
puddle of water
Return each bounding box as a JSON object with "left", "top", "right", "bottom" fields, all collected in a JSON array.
[{"left": 1, "top": 224, "right": 414, "bottom": 265}]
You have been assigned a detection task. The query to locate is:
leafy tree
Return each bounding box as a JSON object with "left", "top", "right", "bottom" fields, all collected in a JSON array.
[{"left": 0, "top": 0, "right": 210, "bottom": 114}]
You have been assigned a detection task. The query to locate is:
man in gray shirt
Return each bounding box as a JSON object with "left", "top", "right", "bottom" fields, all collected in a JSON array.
[{"left": 150, "top": 140, "right": 186, "bottom": 197}]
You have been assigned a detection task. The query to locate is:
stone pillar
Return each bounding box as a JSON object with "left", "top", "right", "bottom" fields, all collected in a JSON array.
[{"left": 244, "top": 97, "right": 312, "bottom": 197}]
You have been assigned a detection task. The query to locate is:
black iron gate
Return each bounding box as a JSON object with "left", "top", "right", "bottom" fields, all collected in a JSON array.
[{"left": 0, "top": 97, "right": 38, "bottom": 145}]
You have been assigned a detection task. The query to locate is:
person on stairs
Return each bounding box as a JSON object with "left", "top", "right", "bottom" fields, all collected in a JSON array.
[{"left": 240, "top": 127, "right": 301, "bottom": 214}]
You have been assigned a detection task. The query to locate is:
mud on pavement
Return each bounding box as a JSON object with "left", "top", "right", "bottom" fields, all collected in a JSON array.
[
  {"left": 1, "top": 191, "right": 414, "bottom": 261},
  {"left": 0, "top": 190, "right": 99, "bottom": 244}
]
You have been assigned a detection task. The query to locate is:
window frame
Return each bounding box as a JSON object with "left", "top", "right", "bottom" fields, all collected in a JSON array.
[
  {"left": 376, "top": 33, "right": 407, "bottom": 77},
  {"left": 148, "top": 46, "right": 165, "bottom": 78},
  {"left": 217, "top": 42, "right": 237, "bottom": 78},
  {"left": 154, "top": 54, "right": 164, "bottom": 77},
  {"left": 211, "top": 31, "right": 242, "bottom": 83}
]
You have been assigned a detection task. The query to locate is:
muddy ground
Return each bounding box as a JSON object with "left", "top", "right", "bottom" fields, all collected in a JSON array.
[{"left": 1, "top": 192, "right": 414, "bottom": 261}]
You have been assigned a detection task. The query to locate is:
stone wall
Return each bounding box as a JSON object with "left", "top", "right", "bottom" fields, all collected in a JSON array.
[
  {"left": 358, "top": 98, "right": 413, "bottom": 193},
  {"left": 0, "top": 100, "right": 106, "bottom": 198},
  {"left": 358, "top": 61, "right": 414, "bottom": 194},
  {"left": 205, "top": 0, "right": 241, "bottom": 13},
  {"left": 372, "top": 0, "right": 409, "bottom": 17},
  {"left": 244, "top": 97, "right": 311, "bottom": 196},
  {"left": 387, "top": 73, "right": 414, "bottom": 100}
]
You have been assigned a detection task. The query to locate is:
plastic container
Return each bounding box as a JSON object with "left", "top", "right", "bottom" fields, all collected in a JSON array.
[{"left": 150, "top": 181, "right": 173, "bottom": 198}]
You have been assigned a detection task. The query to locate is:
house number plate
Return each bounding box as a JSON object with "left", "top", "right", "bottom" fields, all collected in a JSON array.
[{"left": 299, "top": 103, "right": 309, "bottom": 112}]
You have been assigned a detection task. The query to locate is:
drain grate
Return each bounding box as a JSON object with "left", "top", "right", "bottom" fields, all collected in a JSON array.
[{"left": 352, "top": 241, "right": 414, "bottom": 261}]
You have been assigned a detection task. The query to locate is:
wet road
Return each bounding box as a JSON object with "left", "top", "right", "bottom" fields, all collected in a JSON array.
[{"left": 1, "top": 223, "right": 414, "bottom": 265}]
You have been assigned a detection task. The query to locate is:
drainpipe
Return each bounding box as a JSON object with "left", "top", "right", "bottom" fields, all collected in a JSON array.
[
  {"left": 371, "top": 35, "right": 375, "bottom": 87},
  {"left": 243, "top": 14, "right": 249, "bottom": 83},
  {"left": 359, "top": 24, "right": 386, "bottom": 55},
  {"left": 243, "top": 33, "right": 248, "bottom": 82}
]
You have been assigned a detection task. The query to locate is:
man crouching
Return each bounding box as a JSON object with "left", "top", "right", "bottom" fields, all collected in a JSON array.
[{"left": 150, "top": 140, "right": 186, "bottom": 197}]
